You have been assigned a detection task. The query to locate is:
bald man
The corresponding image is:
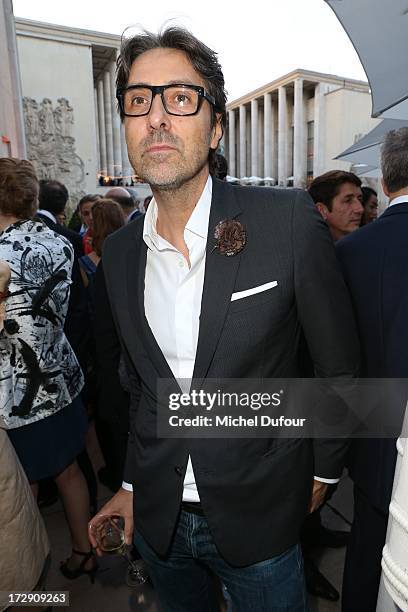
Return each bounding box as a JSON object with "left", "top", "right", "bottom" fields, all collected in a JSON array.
[{"left": 105, "top": 186, "right": 142, "bottom": 222}]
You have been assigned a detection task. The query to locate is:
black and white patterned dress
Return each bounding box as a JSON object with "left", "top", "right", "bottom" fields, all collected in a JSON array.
[{"left": 0, "top": 220, "right": 86, "bottom": 480}]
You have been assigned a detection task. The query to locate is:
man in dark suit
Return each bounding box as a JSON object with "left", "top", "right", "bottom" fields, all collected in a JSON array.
[
  {"left": 35, "top": 180, "right": 88, "bottom": 365},
  {"left": 304, "top": 169, "right": 364, "bottom": 603},
  {"left": 337, "top": 127, "right": 408, "bottom": 611},
  {"left": 36, "top": 180, "right": 84, "bottom": 257},
  {"left": 35, "top": 180, "right": 96, "bottom": 511},
  {"left": 89, "top": 27, "right": 359, "bottom": 611}
]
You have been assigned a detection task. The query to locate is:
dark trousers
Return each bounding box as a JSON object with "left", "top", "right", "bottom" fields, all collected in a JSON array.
[
  {"left": 342, "top": 486, "right": 388, "bottom": 612},
  {"left": 135, "top": 510, "right": 309, "bottom": 612}
]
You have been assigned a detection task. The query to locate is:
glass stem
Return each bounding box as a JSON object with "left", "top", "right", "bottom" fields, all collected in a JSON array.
[{"left": 121, "top": 546, "right": 139, "bottom": 572}]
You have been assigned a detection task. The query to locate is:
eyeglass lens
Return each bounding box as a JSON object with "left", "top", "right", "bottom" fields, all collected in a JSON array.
[{"left": 123, "top": 85, "right": 200, "bottom": 116}]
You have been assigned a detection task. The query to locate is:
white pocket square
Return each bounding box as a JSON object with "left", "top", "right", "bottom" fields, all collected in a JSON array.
[{"left": 231, "top": 281, "right": 278, "bottom": 302}]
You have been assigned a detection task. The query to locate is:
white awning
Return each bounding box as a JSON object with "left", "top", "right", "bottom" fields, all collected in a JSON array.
[
  {"left": 335, "top": 119, "right": 408, "bottom": 166},
  {"left": 325, "top": 0, "right": 408, "bottom": 118}
]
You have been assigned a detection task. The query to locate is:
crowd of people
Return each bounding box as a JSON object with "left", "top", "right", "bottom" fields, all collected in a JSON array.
[{"left": 0, "top": 24, "right": 406, "bottom": 612}]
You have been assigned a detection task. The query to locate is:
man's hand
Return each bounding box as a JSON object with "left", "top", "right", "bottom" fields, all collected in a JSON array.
[
  {"left": 309, "top": 480, "right": 328, "bottom": 513},
  {"left": 88, "top": 488, "right": 134, "bottom": 555}
]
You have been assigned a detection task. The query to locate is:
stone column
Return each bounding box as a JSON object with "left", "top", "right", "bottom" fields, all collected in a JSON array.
[
  {"left": 278, "top": 87, "right": 288, "bottom": 186},
  {"left": 313, "top": 83, "right": 328, "bottom": 179},
  {"left": 228, "top": 109, "right": 236, "bottom": 178},
  {"left": 103, "top": 70, "right": 115, "bottom": 178},
  {"left": 272, "top": 101, "right": 278, "bottom": 181},
  {"left": 264, "top": 93, "right": 272, "bottom": 178},
  {"left": 97, "top": 78, "right": 107, "bottom": 176},
  {"left": 120, "top": 123, "right": 133, "bottom": 184},
  {"left": 251, "top": 99, "right": 259, "bottom": 178},
  {"left": 239, "top": 105, "right": 246, "bottom": 179},
  {"left": 94, "top": 86, "right": 101, "bottom": 176},
  {"left": 110, "top": 57, "right": 122, "bottom": 180},
  {"left": 293, "top": 78, "right": 306, "bottom": 188}
]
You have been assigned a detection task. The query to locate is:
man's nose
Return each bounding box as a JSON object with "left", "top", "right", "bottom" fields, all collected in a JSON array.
[
  {"left": 148, "top": 93, "right": 170, "bottom": 130},
  {"left": 353, "top": 198, "right": 364, "bottom": 213}
]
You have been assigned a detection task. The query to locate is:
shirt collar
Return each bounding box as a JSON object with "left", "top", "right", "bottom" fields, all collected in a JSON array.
[
  {"left": 388, "top": 194, "right": 408, "bottom": 208},
  {"left": 143, "top": 175, "right": 212, "bottom": 251},
  {"left": 38, "top": 209, "right": 57, "bottom": 223}
]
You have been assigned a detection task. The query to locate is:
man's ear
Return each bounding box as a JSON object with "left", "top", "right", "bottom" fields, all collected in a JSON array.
[
  {"left": 316, "top": 202, "right": 329, "bottom": 220},
  {"left": 210, "top": 113, "right": 223, "bottom": 150}
]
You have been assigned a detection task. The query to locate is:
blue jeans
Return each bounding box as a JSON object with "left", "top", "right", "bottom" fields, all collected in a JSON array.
[{"left": 134, "top": 510, "right": 308, "bottom": 612}]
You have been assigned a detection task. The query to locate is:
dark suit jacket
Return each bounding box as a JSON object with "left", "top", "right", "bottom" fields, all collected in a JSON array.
[
  {"left": 128, "top": 209, "right": 143, "bottom": 223},
  {"left": 94, "top": 263, "right": 130, "bottom": 429},
  {"left": 34, "top": 212, "right": 89, "bottom": 371},
  {"left": 336, "top": 202, "right": 408, "bottom": 513},
  {"left": 35, "top": 212, "right": 84, "bottom": 258},
  {"left": 100, "top": 179, "right": 360, "bottom": 565}
]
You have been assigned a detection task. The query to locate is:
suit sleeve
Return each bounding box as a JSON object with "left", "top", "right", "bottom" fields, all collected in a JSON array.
[
  {"left": 292, "top": 190, "right": 360, "bottom": 478},
  {"left": 94, "top": 262, "right": 131, "bottom": 421},
  {"left": 94, "top": 262, "right": 140, "bottom": 484}
]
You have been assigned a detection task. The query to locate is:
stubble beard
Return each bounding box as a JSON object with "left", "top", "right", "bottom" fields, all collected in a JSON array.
[{"left": 127, "top": 133, "right": 212, "bottom": 192}]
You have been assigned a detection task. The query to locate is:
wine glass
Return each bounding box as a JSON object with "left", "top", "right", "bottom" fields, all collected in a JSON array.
[{"left": 91, "top": 515, "right": 149, "bottom": 587}]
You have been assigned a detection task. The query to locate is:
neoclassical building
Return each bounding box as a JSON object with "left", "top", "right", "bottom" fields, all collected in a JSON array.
[
  {"left": 3, "top": 12, "right": 380, "bottom": 199},
  {"left": 226, "top": 69, "right": 379, "bottom": 187}
]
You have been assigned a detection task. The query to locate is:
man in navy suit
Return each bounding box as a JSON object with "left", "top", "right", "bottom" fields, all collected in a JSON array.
[{"left": 337, "top": 127, "right": 408, "bottom": 611}]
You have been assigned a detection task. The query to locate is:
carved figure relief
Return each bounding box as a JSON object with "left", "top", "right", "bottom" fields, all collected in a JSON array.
[
  {"left": 23, "top": 98, "right": 40, "bottom": 145},
  {"left": 23, "top": 97, "right": 85, "bottom": 206},
  {"left": 54, "top": 98, "right": 74, "bottom": 138},
  {"left": 39, "top": 98, "right": 55, "bottom": 137}
]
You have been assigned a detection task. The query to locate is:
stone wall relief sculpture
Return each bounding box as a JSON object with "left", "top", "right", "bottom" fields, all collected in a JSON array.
[{"left": 23, "top": 96, "right": 85, "bottom": 208}]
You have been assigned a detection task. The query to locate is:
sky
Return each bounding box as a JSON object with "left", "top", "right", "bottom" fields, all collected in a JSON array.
[{"left": 12, "top": 0, "right": 367, "bottom": 102}]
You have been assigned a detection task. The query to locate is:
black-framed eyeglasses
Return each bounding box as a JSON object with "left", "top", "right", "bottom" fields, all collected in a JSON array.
[{"left": 116, "top": 83, "right": 217, "bottom": 117}]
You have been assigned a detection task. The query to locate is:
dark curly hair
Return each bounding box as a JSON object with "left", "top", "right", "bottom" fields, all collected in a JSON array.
[
  {"left": 116, "top": 26, "right": 227, "bottom": 174},
  {"left": 38, "top": 180, "right": 69, "bottom": 215}
]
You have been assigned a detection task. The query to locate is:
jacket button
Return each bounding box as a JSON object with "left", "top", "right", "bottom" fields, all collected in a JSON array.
[{"left": 174, "top": 466, "right": 183, "bottom": 476}]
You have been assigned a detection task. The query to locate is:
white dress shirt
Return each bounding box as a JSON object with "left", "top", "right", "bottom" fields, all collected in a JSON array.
[
  {"left": 122, "top": 175, "right": 337, "bottom": 495},
  {"left": 123, "top": 177, "right": 211, "bottom": 500}
]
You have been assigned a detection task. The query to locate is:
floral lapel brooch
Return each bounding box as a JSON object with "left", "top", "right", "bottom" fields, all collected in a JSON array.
[{"left": 213, "top": 219, "right": 246, "bottom": 257}]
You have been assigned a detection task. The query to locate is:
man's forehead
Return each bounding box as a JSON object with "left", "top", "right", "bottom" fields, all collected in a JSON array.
[
  {"left": 127, "top": 47, "right": 203, "bottom": 85},
  {"left": 337, "top": 182, "right": 362, "bottom": 197}
]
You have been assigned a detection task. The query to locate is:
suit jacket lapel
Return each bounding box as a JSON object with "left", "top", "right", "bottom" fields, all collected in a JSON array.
[
  {"left": 126, "top": 226, "right": 175, "bottom": 381},
  {"left": 125, "top": 179, "right": 243, "bottom": 385},
  {"left": 192, "top": 179, "right": 243, "bottom": 382}
]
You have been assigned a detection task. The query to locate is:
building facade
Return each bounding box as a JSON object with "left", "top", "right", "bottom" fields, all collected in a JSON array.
[
  {"left": 8, "top": 17, "right": 381, "bottom": 200},
  {"left": 0, "top": 0, "right": 26, "bottom": 158},
  {"left": 15, "top": 17, "right": 133, "bottom": 203},
  {"left": 226, "top": 69, "right": 380, "bottom": 187}
]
